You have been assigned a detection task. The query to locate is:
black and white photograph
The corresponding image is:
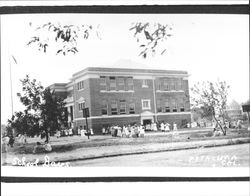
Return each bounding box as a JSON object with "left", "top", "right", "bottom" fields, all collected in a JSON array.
[{"left": 1, "top": 3, "right": 249, "bottom": 180}]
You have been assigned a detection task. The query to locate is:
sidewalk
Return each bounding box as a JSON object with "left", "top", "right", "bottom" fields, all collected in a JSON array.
[{"left": 3, "top": 136, "right": 250, "bottom": 166}]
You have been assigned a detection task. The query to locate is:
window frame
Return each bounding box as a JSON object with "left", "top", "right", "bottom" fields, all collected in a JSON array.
[
  {"left": 141, "top": 99, "right": 151, "bottom": 110},
  {"left": 164, "top": 99, "right": 171, "bottom": 113},
  {"left": 109, "top": 76, "right": 116, "bottom": 91},
  {"left": 156, "top": 99, "right": 162, "bottom": 113},
  {"left": 172, "top": 99, "right": 177, "bottom": 112},
  {"left": 119, "top": 100, "right": 126, "bottom": 114},
  {"left": 179, "top": 99, "right": 185, "bottom": 112},
  {"left": 142, "top": 79, "right": 149, "bottom": 88},
  {"left": 118, "top": 77, "right": 125, "bottom": 91},
  {"left": 100, "top": 76, "right": 107, "bottom": 90},
  {"left": 129, "top": 102, "right": 135, "bottom": 114},
  {"left": 127, "top": 77, "right": 134, "bottom": 91},
  {"left": 101, "top": 100, "right": 108, "bottom": 115},
  {"left": 78, "top": 102, "right": 85, "bottom": 111},
  {"left": 77, "top": 81, "right": 84, "bottom": 91},
  {"left": 111, "top": 100, "right": 118, "bottom": 115}
]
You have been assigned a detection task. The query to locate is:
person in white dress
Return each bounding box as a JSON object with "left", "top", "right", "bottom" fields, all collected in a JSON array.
[
  {"left": 68, "top": 128, "right": 73, "bottom": 136},
  {"left": 139, "top": 125, "right": 145, "bottom": 137},
  {"left": 121, "top": 126, "right": 126, "bottom": 137},
  {"left": 130, "top": 126, "right": 135, "bottom": 137},
  {"left": 117, "top": 126, "right": 122, "bottom": 137},
  {"left": 102, "top": 127, "right": 106, "bottom": 135},
  {"left": 173, "top": 123, "right": 178, "bottom": 131},
  {"left": 124, "top": 126, "right": 129, "bottom": 137},
  {"left": 152, "top": 122, "right": 158, "bottom": 132},
  {"left": 90, "top": 128, "right": 94, "bottom": 136},
  {"left": 160, "top": 122, "right": 165, "bottom": 132},
  {"left": 65, "top": 128, "right": 69, "bottom": 136},
  {"left": 172, "top": 122, "right": 179, "bottom": 136},
  {"left": 80, "top": 126, "right": 86, "bottom": 137},
  {"left": 164, "top": 123, "right": 170, "bottom": 132}
]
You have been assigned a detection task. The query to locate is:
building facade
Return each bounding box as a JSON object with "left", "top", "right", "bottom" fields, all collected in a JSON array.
[{"left": 49, "top": 67, "right": 191, "bottom": 134}]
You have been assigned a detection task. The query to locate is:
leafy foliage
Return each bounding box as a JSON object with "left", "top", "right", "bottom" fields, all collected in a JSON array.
[
  {"left": 8, "top": 76, "right": 67, "bottom": 139},
  {"left": 191, "top": 106, "right": 213, "bottom": 122},
  {"left": 17, "top": 75, "right": 44, "bottom": 113},
  {"left": 40, "top": 88, "right": 68, "bottom": 136},
  {"left": 191, "top": 80, "right": 230, "bottom": 135},
  {"left": 130, "top": 22, "right": 173, "bottom": 58},
  {"left": 27, "top": 21, "right": 172, "bottom": 58},
  {"left": 27, "top": 22, "right": 101, "bottom": 55},
  {"left": 7, "top": 111, "right": 40, "bottom": 137}
]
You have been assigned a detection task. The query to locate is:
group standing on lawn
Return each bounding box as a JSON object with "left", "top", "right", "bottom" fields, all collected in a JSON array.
[
  {"left": 2, "top": 118, "right": 247, "bottom": 154},
  {"left": 98, "top": 121, "right": 179, "bottom": 138}
]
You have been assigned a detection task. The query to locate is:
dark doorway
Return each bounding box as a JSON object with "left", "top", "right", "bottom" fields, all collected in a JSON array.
[{"left": 143, "top": 119, "right": 152, "bottom": 125}]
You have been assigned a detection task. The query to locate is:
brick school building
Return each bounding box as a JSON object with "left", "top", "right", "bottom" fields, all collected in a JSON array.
[{"left": 49, "top": 66, "right": 191, "bottom": 134}]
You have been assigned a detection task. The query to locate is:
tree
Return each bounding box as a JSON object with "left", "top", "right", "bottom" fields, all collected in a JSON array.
[
  {"left": 17, "top": 75, "right": 44, "bottom": 113},
  {"left": 27, "top": 22, "right": 101, "bottom": 55},
  {"left": 7, "top": 111, "right": 40, "bottom": 137},
  {"left": 129, "top": 22, "right": 173, "bottom": 58},
  {"left": 8, "top": 75, "right": 44, "bottom": 137},
  {"left": 8, "top": 76, "right": 67, "bottom": 142},
  {"left": 191, "top": 80, "right": 230, "bottom": 135},
  {"left": 191, "top": 106, "right": 213, "bottom": 122},
  {"left": 27, "top": 22, "right": 173, "bottom": 58},
  {"left": 40, "top": 88, "right": 68, "bottom": 142}
]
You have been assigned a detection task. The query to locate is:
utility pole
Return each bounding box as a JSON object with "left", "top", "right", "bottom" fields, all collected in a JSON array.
[
  {"left": 82, "top": 107, "right": 90, "bottom": 139},
  {"left": 152, "top": 77, "right": 157, "bottom": 123},
  {"left": 8, "top": 53, "right": 14, "bottom": 116}
]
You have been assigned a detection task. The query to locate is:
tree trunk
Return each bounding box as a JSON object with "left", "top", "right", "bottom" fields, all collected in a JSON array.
[
  {"left": 213, "top": 115, "right": 226, "bottom": 135},
  {"left": 45, "top": 130, "right": 49, "bottom": 143}
]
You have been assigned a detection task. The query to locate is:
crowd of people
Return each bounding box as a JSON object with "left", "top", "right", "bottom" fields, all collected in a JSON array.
[
  {"left": 99, "top": 122, "right": 180, "bottom": 138},
  {"left": 54, "top": 126, "right": 94, "bottom": 138},
  {"left": 102, "top": 124, "right": 145, "bottom": 138},
  {"left": 2, "top": 118, "right": 247, "bottom": 153},
  {"left": 55, "top": 127, "right": 74, "bottom": 138}
]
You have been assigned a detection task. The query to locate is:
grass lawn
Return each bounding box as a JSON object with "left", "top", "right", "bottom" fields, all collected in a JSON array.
[{"left": 4, "top": 128, "right": 250, "bottom": 156}]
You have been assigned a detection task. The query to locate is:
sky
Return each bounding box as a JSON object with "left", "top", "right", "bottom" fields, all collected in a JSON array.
[{"left": 1, "top": 14, "right": 249, "bottom": 124}]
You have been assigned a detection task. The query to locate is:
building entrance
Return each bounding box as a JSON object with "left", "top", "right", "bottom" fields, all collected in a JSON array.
[{"left": 143, "top": 119, "right": 152, "bottom": 126}]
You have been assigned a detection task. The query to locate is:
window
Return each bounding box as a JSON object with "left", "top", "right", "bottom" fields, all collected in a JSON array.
[
  {"left": 78, "top": 102, "right": 85, "bottom": 111},
  {"left": 179, "top": 99, "right": 185, "bottom": 112},
  {"left": 111, "top": 100, "right": 118, "bottom": 115},
  {"left": 163, "top": 79, "right": 170, "bottom": 91},
  {"left": 109, "top": 77, "right": 116, "bottom": 91},
  {"left": 156, "top": 80, "right": 161, "bottom": 90},
  {"left": 142, "top": 79, "right": 149, "bottom": 88},
  {"left": 170, "top": 80, "right": 176, "bottom": 90},
  {"left": 101, "top": 100, "right": 108, "bottom": 115},
  {"left": 172, "top": 99, "right": 177, "bottom": 112},
  {"left": 142, "top": 99, "right": 151, "bottom": 110},
  {"left": 157, "top": 99, "right": 162, "bottom": 113},
  {"left": 119, "top": 100, "right": 126, "bottom": 114},
  {"left": 127, "top": 77, "right": 134, "bottom": 91},
  {"left": 164, "top": 99, "right": 170, "bottom": 112},
  {"left": 177, "top": 79, "right": 182, "bottom": 90},
  {"left": 77, "top": 81, "right": 84, "bottom": 90},
  {"left": 100, "top": 76, "right": 107, "bottom": 90},
  {"left": 182, "top": 80, "right": 186, "bottom": 90},
  {"left": 118, "top": 77, "right": 125, "bottom": 90},
  {"left": 129, "top": 103, "right": 135, "bottom": 114}
]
